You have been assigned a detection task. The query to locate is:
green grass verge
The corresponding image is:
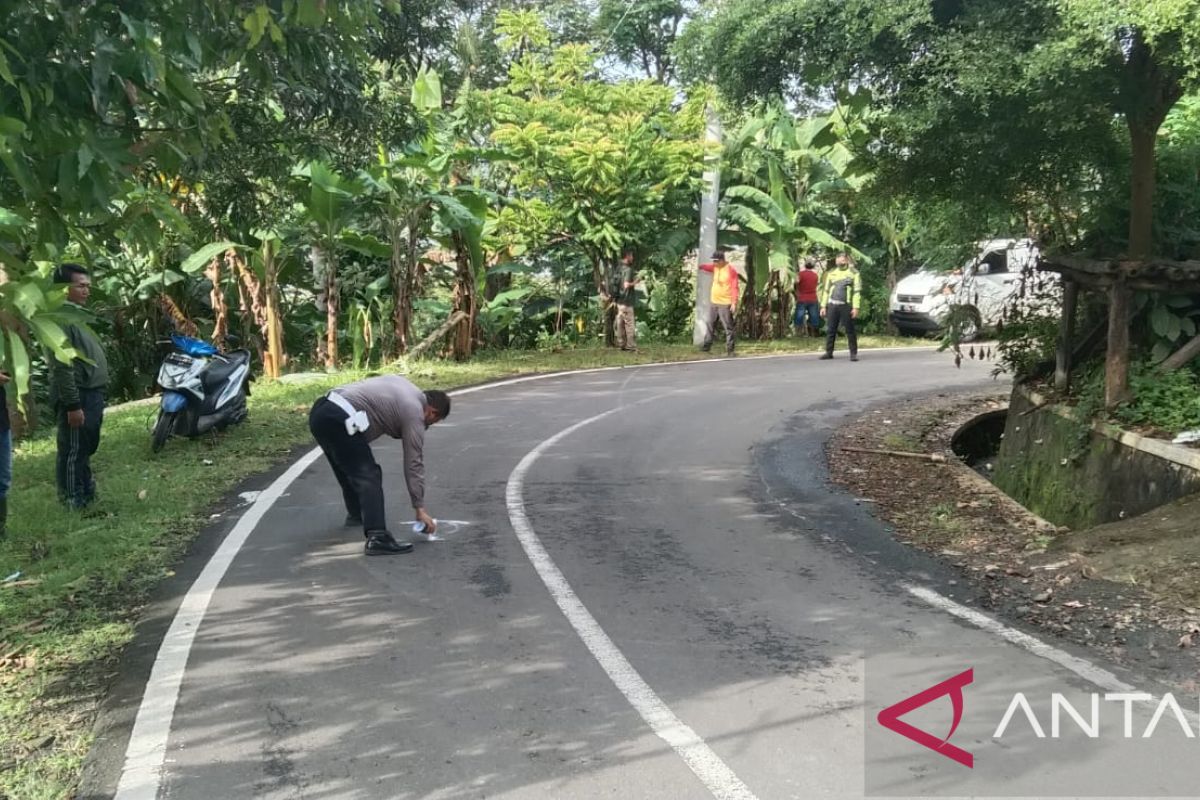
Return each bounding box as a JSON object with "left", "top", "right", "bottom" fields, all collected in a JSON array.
[{"left": 0, "top": 336, "right": 920, "bottom": 798}]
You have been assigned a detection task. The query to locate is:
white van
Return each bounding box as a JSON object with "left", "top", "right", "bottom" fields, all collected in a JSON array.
[{"left": 889, "top": 238, "right": 1048, "bottom": 339}]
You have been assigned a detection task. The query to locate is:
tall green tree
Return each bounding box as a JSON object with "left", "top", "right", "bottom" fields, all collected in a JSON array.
[
  {"left": 596, "top": 0, "right": 690, "bottom": 82},
  {"left": 0, "top": 0, "right": 380, "bottom": 393},
  {"left": 688, "top": 0, "right": 1200, "bottom": 402},
  {"left": 485, "top": 32, "right": 705, "bottom": 344}
]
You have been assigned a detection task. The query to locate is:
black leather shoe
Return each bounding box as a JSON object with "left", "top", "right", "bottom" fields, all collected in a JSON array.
[
  {"left": 819, "top": 353, "right": 834, "bottom": 360},
  {"left": 344, "top": 513, "right": 362, "bottom": 527},
  {"left": 364, "top": 532, "right": 414, "bottom": 555}
]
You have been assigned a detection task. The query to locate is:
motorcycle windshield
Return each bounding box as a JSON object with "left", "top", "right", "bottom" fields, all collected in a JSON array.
[{"left": 171, "top": 333, "right": 218, "bottom": 358}]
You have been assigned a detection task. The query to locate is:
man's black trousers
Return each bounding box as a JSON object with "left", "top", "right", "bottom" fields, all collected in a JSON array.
[
  {"left": 56, "top": 388, "right": 105, "bottom": 508},
  {"left": 309, "top": 397, "right": 386, "bottom": 535},
  {"left": 824, "top": 303, "right": 858, "bottom": 356}
]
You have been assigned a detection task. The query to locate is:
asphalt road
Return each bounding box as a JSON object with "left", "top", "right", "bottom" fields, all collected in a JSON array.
[{"left": 89, "top": 350, "right": 1200, "bottom": 799}]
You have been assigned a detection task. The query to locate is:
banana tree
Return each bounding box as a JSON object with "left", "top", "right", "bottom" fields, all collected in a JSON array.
[
  {"left": 294, "top": 160, "right": 366, "bottom": 369},
  {"left": 720, "top": 102, "right": 872, "bottom": 337},
  {"left": 361, "top": 68, "right": 497, "bottom": 357}
]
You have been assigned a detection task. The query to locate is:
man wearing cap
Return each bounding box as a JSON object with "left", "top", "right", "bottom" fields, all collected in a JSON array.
[
  {"left": 308, "top": 374, "right": 450, "bottom": 555},
  {"left": 819, "top": 252, "right": 862, "bottom": 361},
  {"left": 698, "top": 250, "right": 739, "bottom": 356}
]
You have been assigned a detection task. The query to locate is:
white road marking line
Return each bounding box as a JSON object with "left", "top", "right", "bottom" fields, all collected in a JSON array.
[
  {"left": 506, "top": 405, "right": 760, "bottom": 800},
  {"left": 114, "top": 447, "right": 324, "bottom": 800},
  {"left": 114, "top": 350, "right": 942, "bottom": 798},
  {"left": 901, "top": 583, "right": 1137, "bottom": 693}
]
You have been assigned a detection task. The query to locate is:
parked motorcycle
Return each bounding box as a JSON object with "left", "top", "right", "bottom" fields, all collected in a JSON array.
[{"left": 151, "top": 333, "right": 252, "bottom": 452}]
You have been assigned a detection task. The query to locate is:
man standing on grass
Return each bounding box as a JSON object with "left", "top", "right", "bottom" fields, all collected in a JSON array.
[
  {"left": 309, "top": 374, "right": 450, "bottom": 555},
  {"left": 50, "top": 263, "right": 109, "bottom": 509},
  {"left": 616, "top": 249, "right": 639, "bottom": 353},
  {"left": 819, "top": 252, "right": 862, "bottom": 362},
  {"left": 699, "top": 250, "right": 739, "bottom": 356}
]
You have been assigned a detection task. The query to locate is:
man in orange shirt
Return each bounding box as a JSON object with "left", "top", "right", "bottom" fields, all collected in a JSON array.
[{"left": 698, "top": 250, "right": 738, "bottom": 356}]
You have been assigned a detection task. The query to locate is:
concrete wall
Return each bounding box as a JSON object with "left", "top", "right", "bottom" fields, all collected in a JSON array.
[{"left": 994, "top": 386, "right": 1200, "bottom": 530}]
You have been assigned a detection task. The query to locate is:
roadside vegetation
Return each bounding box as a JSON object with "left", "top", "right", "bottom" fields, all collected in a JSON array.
[
  {"left": 2, "top": 0, "right": 1199, "bottom": 796},
  {"left": 0, "top": 337, "right": 918, "bottom": 797}
]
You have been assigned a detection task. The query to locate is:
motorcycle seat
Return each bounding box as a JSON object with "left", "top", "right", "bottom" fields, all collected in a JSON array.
[{"left": 201, "top": 349, "right": 251, "bottom": 390}]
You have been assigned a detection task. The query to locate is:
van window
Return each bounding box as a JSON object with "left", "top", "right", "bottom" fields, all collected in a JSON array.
[{"left": 979, "top": 249, "right": 1009, "bottom": 274}]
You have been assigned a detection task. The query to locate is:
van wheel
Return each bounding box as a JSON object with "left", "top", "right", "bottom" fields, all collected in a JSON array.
[{"left": 960, "top": 308, "right": 983, "bottom": 342}]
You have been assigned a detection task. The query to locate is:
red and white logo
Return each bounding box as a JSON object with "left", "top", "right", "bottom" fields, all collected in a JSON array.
[{"left": 877, "top": 668, "right": 974, "bottom": 768}]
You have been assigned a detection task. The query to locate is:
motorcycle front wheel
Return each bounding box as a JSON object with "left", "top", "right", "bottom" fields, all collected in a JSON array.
[{"left": 151, "top": 410, "right": 178, "bottom": 453}]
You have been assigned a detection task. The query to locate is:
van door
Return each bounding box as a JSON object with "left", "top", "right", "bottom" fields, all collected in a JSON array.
[{"left": 970, "top": 248, "right": 1016, "bottom": 325}]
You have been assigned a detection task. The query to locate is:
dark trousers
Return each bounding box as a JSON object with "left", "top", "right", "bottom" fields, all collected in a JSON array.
[
  {"left": 824, "top": 304, "right": 858, "bottom": 355},
  {"left": 702, "top": 304, "right": 736, "bottom": 354},
  {"left": 309, "top": 397, "right": 386, "bottom": 536},
  {"left": 57, "top": 388, "right": 105, "bottom": 508}
]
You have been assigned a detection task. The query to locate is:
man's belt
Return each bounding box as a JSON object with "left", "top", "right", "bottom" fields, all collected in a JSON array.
[{"left": 327, "top": 391, "right": 370, "bottom": 436}]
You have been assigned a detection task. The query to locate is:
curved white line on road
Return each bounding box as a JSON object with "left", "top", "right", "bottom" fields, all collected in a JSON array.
[
  {"left": 901, "top": 583, "right": 1136, "bottom": 692},
  {"left": 113, "top": 348, "right": 936, "bottom": 798},
  {"left": 114, "top": 447, "right": 324, "bottom": 800},
  {"left": 505, "top": 405, "right": 760, "bottom": 800}
]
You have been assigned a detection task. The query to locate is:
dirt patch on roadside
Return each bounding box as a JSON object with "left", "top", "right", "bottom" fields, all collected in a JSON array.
[{"left": 828, "top": 389, "right": 1200, "bottom": 689}]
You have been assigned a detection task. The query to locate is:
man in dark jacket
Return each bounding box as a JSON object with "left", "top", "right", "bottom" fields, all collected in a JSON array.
[
  {"left": 50, "top": 264, "right": 109, "bottom": 509},
  {"left": 309, "top": 374, "right": 450, "bottom": 555}
]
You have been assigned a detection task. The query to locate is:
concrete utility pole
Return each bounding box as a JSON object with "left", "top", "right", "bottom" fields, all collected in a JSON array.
[{"left": 694, "top": 104, "right": 722, "bottom": 347}]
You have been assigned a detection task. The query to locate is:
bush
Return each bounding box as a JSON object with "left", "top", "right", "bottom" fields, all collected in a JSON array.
[
  {"left": 1115, "top": 363, "right": 1200, "bottom": 433},
  {"left": 1073, "top": 360, "right": 1200, "bottom": 435}
]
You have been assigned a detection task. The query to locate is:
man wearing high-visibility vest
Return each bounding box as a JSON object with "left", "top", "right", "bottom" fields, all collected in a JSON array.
[{"left": 819, "top": 252, "right": 862, "bottom": 362}]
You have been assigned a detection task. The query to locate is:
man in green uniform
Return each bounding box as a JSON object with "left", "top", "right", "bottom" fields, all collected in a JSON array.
[{"left": 616, "top": 249, "right": 639, "bottom": 352}]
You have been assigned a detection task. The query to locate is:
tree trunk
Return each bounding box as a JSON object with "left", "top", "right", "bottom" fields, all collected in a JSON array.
[
  {"left": 312, "top": 247, "right": 329, "bottom": 367},
  {"left": 775, "top": 272, "right": 788, "bottom": 338},
  {"left": 391, "top": 216, "right": 426, "bottom": 356},
  {"left": 262, "top": 240, "right": 285, "bottom": 379},
  {"left": 1127, "top": 122, "right": 1157, "bottom": 260},
  {"left": 230, "top": 250, "right": 268, "bottom": 367},
  {"left": 157, "top": 293, "right": 198, "bottom": 337},
  {"left": 1160, "top": 334, "right": 1200, "bottom": 373},
  {"left": 391, "top": 222, "right": 410, "bottom": 356},
  {"left": 593, "top": 255, "right": 617, "bottom": 348},
  {"left": 741, "top": 249, "right": 758, "bottom": 339},
  {"left": 323, "top": 250, "right": 339, "bottom": 370},
  {"left": 407, "top": 311, "right": 468, "bottom": 361},
  {"left": 204, "top": 256, "right": 229, "bottom": 349},
  {"left": 484, "top": 268, "right": 512, "bottom": 348},
  {"left": 1105, "top": 278, "right": 1131, "bottom": 409},
  {"left": 449, "top": 232, "right": 479, "bottom": 361},
  {"left": 1054, "top": 280, "right": 1079, "bottom": 392}
]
